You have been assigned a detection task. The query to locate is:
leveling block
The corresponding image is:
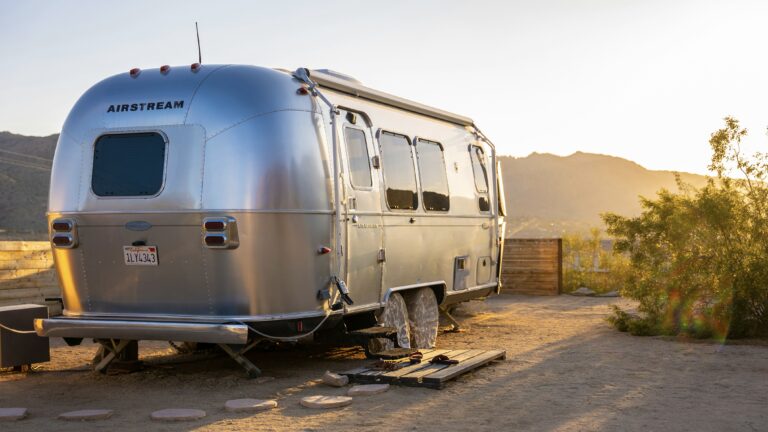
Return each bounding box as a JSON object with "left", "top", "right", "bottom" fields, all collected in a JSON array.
[{"left": 340, "top": 348, "right": 506, "bottom": 390}]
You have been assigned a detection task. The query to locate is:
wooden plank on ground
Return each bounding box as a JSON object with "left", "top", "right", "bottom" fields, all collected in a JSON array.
[
  {"left": 341, "top": 348, "right": 505, "bottom": 389},
  {"left": 340, "top": 349, "right": 449, "bottom": 383},
  {"left": 398, "top": 349, "right": 478, "bottom": 385},
  {"left": 338, "top": 348, "right": 438, "bottom": 377},
  {"left": 358, "top": 349, "right": 450, "bottom": 379},
  {"left": 422, "top": 350, "right": 506, "bottom": 389},
  {"left": 379, "top": 349, "right": 463, "bottom": 380}
]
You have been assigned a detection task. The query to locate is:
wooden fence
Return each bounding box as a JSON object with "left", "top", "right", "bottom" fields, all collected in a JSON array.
[
  {"left": 0, "top": 241, "right": 61, "bottom": 315},
  {"left": 501, "top": 238, "right": 562, "bottom": 296}
]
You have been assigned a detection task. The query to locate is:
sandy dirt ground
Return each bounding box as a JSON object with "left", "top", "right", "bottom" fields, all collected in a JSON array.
[{"left": 1, "top": 294, "right": 767, "bottom": 431}]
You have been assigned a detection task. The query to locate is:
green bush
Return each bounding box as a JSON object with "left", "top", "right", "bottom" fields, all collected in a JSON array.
[
  {"left": 606, "top": 305, "right": 659, "bottom": 336},
  {"left": 603, "top": 117, "right": 768, "bottom": 339}
]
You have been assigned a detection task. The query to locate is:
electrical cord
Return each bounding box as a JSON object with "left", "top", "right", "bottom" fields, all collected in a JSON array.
[
  {"left": 235, "top": 311, "right": 333, "bottom": 342},
  {"left": 0, "top": 323, "right": 38, "bottom": 334}
]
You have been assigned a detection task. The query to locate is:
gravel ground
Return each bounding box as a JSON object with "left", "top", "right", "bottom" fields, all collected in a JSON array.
[{"left": 1, "top": 294, "right": 766, "bottom": 431}]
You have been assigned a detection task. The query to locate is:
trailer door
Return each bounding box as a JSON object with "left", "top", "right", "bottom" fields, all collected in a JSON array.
[{"left": 339, "top": 110, "right": 384, "bottom": 310}]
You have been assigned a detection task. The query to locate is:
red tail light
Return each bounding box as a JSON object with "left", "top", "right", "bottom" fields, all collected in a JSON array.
[
  {"left": 52, "top": 220, "right": 72, "bottom": 232},
  {"left": 202, "top": 217, "right": 239, "bottom": 249},
  {"left": 204, "top": 234, "right": 227, "bottom": 247},
  {"left": 51, "top": 218, "right": 78, "bottom": 248},
  {"left": 52, "top": 234, "right": 73, "bottom": 247},
  {"left": 204, "top": 220, "right": 226, "bottom": 231}
]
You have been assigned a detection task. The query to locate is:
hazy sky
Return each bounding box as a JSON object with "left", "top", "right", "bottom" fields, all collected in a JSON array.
[{"left": 1, "top": 0, "right": 767, "bottom": 174}]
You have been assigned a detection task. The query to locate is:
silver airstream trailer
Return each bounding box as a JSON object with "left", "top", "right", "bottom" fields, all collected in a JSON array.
[{"left": 34, "top": 64, "right": 506, "bottom": 375}]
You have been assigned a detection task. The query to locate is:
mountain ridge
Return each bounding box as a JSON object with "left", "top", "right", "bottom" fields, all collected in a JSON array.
[{"left": 0, "top": 132, "right": 710, "bottom": 239}]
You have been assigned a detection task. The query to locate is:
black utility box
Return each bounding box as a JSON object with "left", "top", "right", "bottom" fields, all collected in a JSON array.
[{"left": 0, "top": 304, "right": 50, "bottom": 368}]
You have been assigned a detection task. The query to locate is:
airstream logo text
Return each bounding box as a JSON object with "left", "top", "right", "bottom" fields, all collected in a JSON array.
[{"left": 106, "top": 101, "right": 184, "bottom": 113}]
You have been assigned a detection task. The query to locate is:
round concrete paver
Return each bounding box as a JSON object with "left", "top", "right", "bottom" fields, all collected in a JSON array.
[
  {"left": 58, "top": 409, "right": 113, "bottom": 421},
  {"left": 0, "top": 408, "right": 28, "bottom": 421},
  {"left": 300, "top": 395, "right": 353, "bottom": 409},
  {"left": 224, "top": 398, "right": 277, "bottom": 413},
  {"left": 150, "top": 408, "right": 206, "bottom": 422},
  {"left": 347, "top": 384, "right": 390, "bottom": 396}
]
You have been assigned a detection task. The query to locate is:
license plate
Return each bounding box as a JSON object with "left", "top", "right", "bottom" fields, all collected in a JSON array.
[{"left": 123, "top": 245, "right": 159, "bottom": 266}]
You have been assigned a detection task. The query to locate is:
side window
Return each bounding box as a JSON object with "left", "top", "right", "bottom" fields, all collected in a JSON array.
[
  {"left": 415, "top": 138, "right": 450, "bottom": 211},
  {"left": 379, "top": 131, "right": 418, "bottom": 210},
  {"left": 469, "top": 145, "right": 490, "bottom": 212},
  {"left": 343, "top": 128, "right": 372, "bottom": 188}
]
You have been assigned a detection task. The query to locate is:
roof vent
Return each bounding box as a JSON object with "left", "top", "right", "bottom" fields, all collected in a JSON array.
[{"left": 313, "top": 69, "right": 362, "bottom": 84}]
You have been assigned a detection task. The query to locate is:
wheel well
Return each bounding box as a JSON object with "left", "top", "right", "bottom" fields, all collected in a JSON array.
[
  {"left": 389, "top": 283, "right": 446, "bottom": 305},
  {"left": 429, "top": 283, "right": 446, "bottom": 305}
]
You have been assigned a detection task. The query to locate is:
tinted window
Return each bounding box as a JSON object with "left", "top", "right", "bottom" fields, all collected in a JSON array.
[
  {"left": 470, "top": 145, "right": 491, "bottom": 212},
  {"left": 344, "top": 128, "right": 372, "bottom": 188},
  {"left": 380, "top": 131, "right": 418, "bottom": 210},
  {"left": 415, "top": 139, "right": 450, "bottom": 211},
  {"left": 470, "top": 145, "right": 489, "bottom": 193},
  {"left": 92, "top": 133, "right": 166, "bottom": 197}
]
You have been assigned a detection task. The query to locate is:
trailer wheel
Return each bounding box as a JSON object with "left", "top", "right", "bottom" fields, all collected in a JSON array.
[
  {"left": 405, "top": 288, "right": 439, "bottom": 349},
  {"left": 370, "top": 292, "right": 411, "bottom": 352}
]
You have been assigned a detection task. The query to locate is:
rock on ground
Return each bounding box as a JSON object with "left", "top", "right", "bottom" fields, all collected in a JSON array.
[
  {"left": 347, "top": 384, "right": 390, "bottom": 396},
  {"left": 570, "top": 287, "right": 596, "bottom": 296},
  {"left": 300, "top": 396, "right": 353, "bottom": 409},
  {"left": 224, "top": 399, "right": 277, "bottom": 413},
  {"left": 0, "top": 408, "right": 28, "bottom": 421},
  {"left": 58, "top": 409, "right": 113, "bottom": 421},
  {"left": 321, "top": 371, "right": 349, "bottom": 387},
  {"left": 150, "top": 408, "right": 206, "bottom": 422}
]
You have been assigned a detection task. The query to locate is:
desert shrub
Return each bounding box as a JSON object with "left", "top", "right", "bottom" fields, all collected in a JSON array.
[
  {"left": 562, "top": 228, "right": 630, "bottom": 293},
  {"left": 606, "top": 305, "right": 659, "bottom": 336},
  {"left": 603, "top": 117, "right": 768, "bottom": 339}
]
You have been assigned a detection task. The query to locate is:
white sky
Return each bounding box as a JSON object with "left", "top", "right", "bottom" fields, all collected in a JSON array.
[{"left": 1, "top": 0, "right": 767, "bottom": 175}]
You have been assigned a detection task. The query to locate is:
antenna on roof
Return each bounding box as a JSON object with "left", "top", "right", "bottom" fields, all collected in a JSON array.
[{"left": 195, "top": 22, "right": 202, "bottom": 64}]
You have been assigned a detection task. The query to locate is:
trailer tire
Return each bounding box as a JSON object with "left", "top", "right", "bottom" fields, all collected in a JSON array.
[
  {"left": 405, "top": 288, "right": 439, "bottom": 349},
  {"left": 370, "top": 292, "right": 411, "bottom": 352}
]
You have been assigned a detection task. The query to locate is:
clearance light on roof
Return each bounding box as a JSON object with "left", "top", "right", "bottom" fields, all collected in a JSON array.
[
  {"left": 296, "top": 87, "right": 310, "bottom": 96},
  {"left": 160, "top": 65, "right": 171, "bottom": 75},
  {"left": 191, "top": 63, "right": 201, "bottom": 73},
  {"left": 129, "top": 68, "right": 141, "bottom": 78},
  {"left": 318, "top": 246, "right": 332, "bottom": 255}
]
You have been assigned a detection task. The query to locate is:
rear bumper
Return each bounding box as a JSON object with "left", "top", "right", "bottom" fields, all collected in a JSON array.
[{"left": 34, "top": 318, "right": 248, "bottom": 344}]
